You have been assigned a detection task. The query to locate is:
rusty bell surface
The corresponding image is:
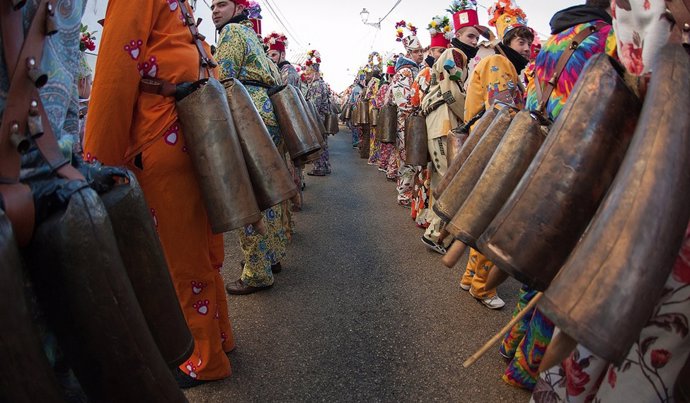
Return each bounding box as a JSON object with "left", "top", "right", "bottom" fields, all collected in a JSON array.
[
  {"left": 296, "top": 90, "right": 326, "bottom": 147},
  {"left": 0, "top": 212, "right": 65, "bottom": 403},
  {"left": 445, "top": 126, "right": 468, "bottom": 169},
  {"left": 24, "top": 188, "right": 187, "bottom": 403},
  {"left": 357, "top": 99, "right": 371, "bottom": 126},
  {"left": 477, "top": 54, "right": 641, "bottom": 292},
  {"left": 446, "top": 111, "right": 548, "bottom": 249},
  {"left": 377, "top": 104, "right": 398, "bottom": 143},
  {"left": 371, "top": 107, "right": 380, "bottom": 127},
  {"left": 433, "top": 106, "right": 516, "bottom": 223},
  {"left": 100, "top": 172, "right": 193, "bottom": 368},
  {"left": 269, "top": 84, "right": 321, "bottom": 160},
  {"left": 176, "top": 77, "right": 261, "bottom": 233},
  {"left": 224, "top": 79, "right": 298, "bottom": 211},
  {"left": 433, "top": 106, "right": 498, "bottom": 200},
  {"left": 404, "top": 113, "right": 430, "bottom": 166},
  {"left": 325, "top": 111, "right": 340, "bottom": 134},
  {"left": 539, "top": 44, "right": 690, "bottom": 365},
  {"left": 308, "top": 101, "right": 328, "bottom": 136}
]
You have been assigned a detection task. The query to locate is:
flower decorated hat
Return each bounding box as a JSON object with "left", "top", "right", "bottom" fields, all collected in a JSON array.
[
  {"left": 245, "top": 1, "right": 262, "bottom": 35},
  {"left": 395, "top": 21, "right": 423, "bottom": 51},
  {"left": 427, "top": 15, "right": 453, "bottom": 49},
  {"left": 263, "top": 32, "right": 288, "bottom": 52},
  {"left": 488, "top": 0, "right": 528, "bottom": 40}
]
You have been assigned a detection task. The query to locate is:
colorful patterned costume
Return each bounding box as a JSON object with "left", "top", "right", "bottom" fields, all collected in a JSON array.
[
  {"left": 532, "top": 2, "right": 690, "bottom": 401},
  {"left": 364, "top": 76, "right": 382, "bottom": 166},
  {"left": 501, "top": 6, "right": 615, "bottom": 390},
  {"left": 215, "top": 17, "right": 288, "bottom": 288},
  {"left": 306, "top": 76, "right": 333, "bottom": 175},
  {"left": 410, "top": 66, "right": 432, "bottom": 226},
  {"left": 390, "top": 56, "right": 421, "bottom": 204},
  {"left": 85, "top": 0, "right": 234, "bottom": 381}
]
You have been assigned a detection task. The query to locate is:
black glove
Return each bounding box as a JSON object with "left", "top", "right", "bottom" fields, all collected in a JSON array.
[
  {"left": 175, "top": 80, "right": 206, "bottom": 101},
  {"left": 72, "top": 155, "right": 129, "bottom": 194}
]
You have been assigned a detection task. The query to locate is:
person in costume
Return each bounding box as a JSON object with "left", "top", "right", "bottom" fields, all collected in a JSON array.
[
  {"left": 364, "top": 53, "right": 384, "bottom": 166},
  {"left": 409, "top": 15, "right": 453, "bottom": 229},
  {"left": 264, "top": 31, "right": 304, "bottom": 214},
  {"left": 85, "top": 0, "right": 235, "bottom": 388},
  {"left": 348, "top": 70, "right": 366, "bottom": 148},
  {"left": 388, "top": 21, "right": 425, "bottom": 205},
  {"left": 304, "top": 50, "right": 333, "bottom": 177},
  {"left": 420, "top": 1, "right": 484, "bottom": 255},
  {"left": 497, "top": 0, "right": 615, "bottom": 390},
  {"left": 460, "top": 0, "right": 534, "bottom": 310},
  {"left": 532, "top": 1, "right": 690, "bottom": 400},
  {"left": 378, "top": 57, "right": 399, "bottom": 174},
  {"left": 212, "top": 0, "right": 290, "bottom": 295}
]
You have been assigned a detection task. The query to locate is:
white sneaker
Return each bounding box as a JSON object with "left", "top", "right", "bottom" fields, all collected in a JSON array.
[
  {"left": 421, "top": 236, "right": 447, "bottom": 255},
  {"left": 459, "top": 283, "right": 471, "bottom": 291},
  {"left": 469, "top": 289, "right": 505, "bottom": 310}
]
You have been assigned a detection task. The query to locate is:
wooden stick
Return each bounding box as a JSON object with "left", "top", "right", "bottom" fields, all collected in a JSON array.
[
  {"left": 463, "top": 292, "right": 543, "bottom": 368},
  {"left": 485, "top": 265, "right": 510, "bottom": 290},
  {"left": 442, "top": 241, "right": 467, "bottom": 268}
]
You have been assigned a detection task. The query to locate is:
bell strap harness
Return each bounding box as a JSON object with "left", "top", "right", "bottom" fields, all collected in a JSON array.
[
  {"left": 534, "top": 21, "right": 609, "bottom": 116},
  {"left": 140, "top": 0, "right": 216, "bottom": 96},
  {"left": 0, "top": 0, "right": 84, "bottom": 245}
]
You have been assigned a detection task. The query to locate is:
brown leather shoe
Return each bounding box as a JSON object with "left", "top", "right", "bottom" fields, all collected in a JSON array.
[{"left": 225, "top": 279, "right": 272, "bottom": 295}]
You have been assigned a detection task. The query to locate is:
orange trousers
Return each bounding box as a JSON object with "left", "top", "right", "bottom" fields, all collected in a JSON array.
[
  {"left": 133, "top": 125, "right": 235, "bottom": 381},
  {"left": 461, "top": 248, "right": 498, "bottom": 299}
]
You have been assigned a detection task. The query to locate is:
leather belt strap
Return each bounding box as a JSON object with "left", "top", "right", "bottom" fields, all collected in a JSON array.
[
  {"left": 0, "top": 0, "right": 82, "bottom": 183},
  {"left": 175, "top": 0, "right": 216, "bottom": 79},
  {"left": 665, "top": 0, "right": 690, "bottom": 45},
  {"left": 139, "top": 78, "right": 177, "bottom": 97},
  {"left": 535, "top": 21, "right": 608, "bottom": 114}
]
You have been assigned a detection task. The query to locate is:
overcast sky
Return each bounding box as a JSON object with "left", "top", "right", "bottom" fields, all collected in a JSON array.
[{"left": 83, "top": 0, "right": 583, "bottom": 92}]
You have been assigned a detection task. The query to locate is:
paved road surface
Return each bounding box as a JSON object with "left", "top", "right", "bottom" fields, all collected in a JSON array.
[{"left": 185, "top": 129, "right": 530, "bottom": 402}]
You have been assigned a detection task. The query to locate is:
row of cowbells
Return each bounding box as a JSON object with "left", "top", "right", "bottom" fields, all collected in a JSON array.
[
  {"left": 438, "top": 44, "right": 690, "bottom": 367},
  {"left": 177, "top": 78, "right": 339, "bottom": 234},
  {"left": 1, "top": 174, "right": 192, "bottom": 402}
]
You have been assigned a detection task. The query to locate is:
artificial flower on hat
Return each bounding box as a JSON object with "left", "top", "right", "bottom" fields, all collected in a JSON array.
[
  {"left": 263, "top": 32, "right": 288, "bottom": 52},
  {"left": 488, "top": 0, "right": 527, "bottom": 40},
  {"left": 368, "top": 51, "right": 383, "bottom": 70},
  {"left": 395, "top": 20, "right": 423, "bottom": 51},
  {"left": 427, "top": 15, "right": 453, "bottom": 49},
  {"left": 447, "top": 0, "right": 481, "bottom": 33},
  {"left": 305, "top": 49, "right": 322, "bottom": 72},
  {"left": 246, "top": 1, "right": 262, "bottom": 35}
]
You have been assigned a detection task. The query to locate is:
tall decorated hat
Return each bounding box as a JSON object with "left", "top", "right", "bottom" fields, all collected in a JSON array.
[
  {"left": 246, "top": 1, "right": 262, "bottom": 35},
  {"left": 305, "top": 49, "right": 322, "bottom": 72},
  {"left": 447, "top": 0, "right": 479, "bottom": 34},
  {"left": 263, "top": 32, "right": 288, "bottom": 52},
  {"left": 368, "top": 51, "right": 383, "bottom": 71},
  {"left": 488, "top": 0, "right": 528, "bottom": 40},
  {"left": 395, "top": 21, "right": 423, "bottom": 51},
  {"left": 427, "top": 15, "right": 453, "bottom": 49}
]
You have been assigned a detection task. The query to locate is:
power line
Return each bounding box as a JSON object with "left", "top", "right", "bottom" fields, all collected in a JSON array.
[
  {"left": 262, "top": 0, "right": 305, "bottom": 48},
  {"left": 263, "top": 0, "right": 305, "bottom": 45}
]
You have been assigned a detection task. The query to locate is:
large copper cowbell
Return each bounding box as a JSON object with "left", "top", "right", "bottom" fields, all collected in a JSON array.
[
  {"left": 324, "top": 112, "right": 340, "bottom": 134},
  {"left": 477, "top": 54, "right": 641, "bottom": 291},
  {"left": 371, "top": 107, "right": 380, "bottom": 127},
  {"left": 100, "top": 172, "right": 193, "bottom": 367},
  {"left": 677, "top": 353, "right": 690, "bottom": 403},
  {"left": 296, "top": 90, "right": 326, "bottom": 147},
  {"left": 176, "top": 78, "right": 261, "bottom": 233},
  {"left": 344, "top": 105, "right": 352, "bottom": 121},
  {"left": 24, "top": 188, "right": 186, "bottom": 402},
  {"left": 433, "top": 106, "right": 498, "bottom": 200},
  {"left": 377, "top": 104, "right": 398, "bottom": 143},
  {"left": 433, "top": 106, "right": 516, "bottom": 222},
  {"left": 0, "top": 212, "right": 65, "bottom": 403},
  {"left": 445, "top": 126, "right": 468, "bottom": 169},
  {"left": 357, "top": 100, "right": 371, "bottom": 126},
  {"left": 404, "top": 113, "right": 429, "bottom": 166},
  {"left": 225, "top": 79, "right": 298, "bottom": 211},
  {"left": 539, "top": 44, "right": 690, "bottom": 365},
  {"left": 447, "top": 111, "right": 548, "bottom": 248},
  {"left": 308, "top": 101, "right": 328, "bottom": 136},
  {"left": 269, "top": 84, "right": 321, "bottom": 160}
]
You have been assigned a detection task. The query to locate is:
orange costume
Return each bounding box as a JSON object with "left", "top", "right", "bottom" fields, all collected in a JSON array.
[{"left": 84, "top": 0, "right": 235, "bottom": 381}]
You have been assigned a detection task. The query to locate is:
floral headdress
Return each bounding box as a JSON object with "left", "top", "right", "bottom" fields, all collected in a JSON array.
[
  {"left": 305, "top": 49, "right": 322, "bottom": 66},
  {"left": 367, "top": 51, "right": 383, "bottom": 70},
  {"left": 80, "top": 24, "right": 97, "bottom": 52},
  {"left": 263, "top": 32, "right": 288, "bottom": 52},
  {"left": 246, "top": 1, "right": 262, "bottom": 19},
  {"left": 488, "top": 0, "right": 527, "bottom": 39},
  {"left": 447, "top": 0, "right": 478, "bottom": 13},
  {"left": 395, "top": 20, "right": 418, "bottom": 42},
  {"left": 427, "top": 16, "right": 454, "bottom": 41}
]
